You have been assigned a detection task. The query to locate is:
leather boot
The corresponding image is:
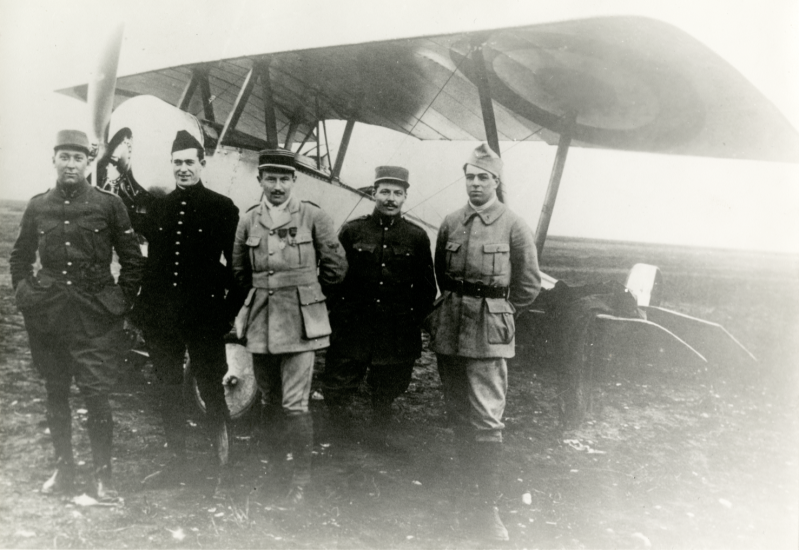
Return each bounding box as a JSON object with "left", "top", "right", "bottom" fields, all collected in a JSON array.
[
  {"left": 42, "top": 395, "right": 75, "bottom": 495},
  {"left": 472, "top": 441, "right": 509, "bottom": 542},
  {"left": 369, "top": 398, "right": 405, "bottom": 456},
  {"left": 324, "top": 396, "right": 354, "bottom": 443},
  {"left": 86, "top": 397, "right": 117, "bottom": 501},
  {"left": 284, "top": 412, "right": 313, "bottom": 508},
  {"left": 160, "top": 384, "right": 187, "bottom": 457}
]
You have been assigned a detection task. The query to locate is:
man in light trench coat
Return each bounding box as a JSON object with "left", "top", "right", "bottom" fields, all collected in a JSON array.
[
  {"left": 229, "top": 149, "right": 347, "bottom": 507},
  {"left": 426, "top": 143, "right": 542, "bottom": 541}
]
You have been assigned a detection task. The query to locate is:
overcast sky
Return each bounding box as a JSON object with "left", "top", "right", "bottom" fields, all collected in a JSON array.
[{"left": 1, "top": 0, "right": 797, "bottom": 253}]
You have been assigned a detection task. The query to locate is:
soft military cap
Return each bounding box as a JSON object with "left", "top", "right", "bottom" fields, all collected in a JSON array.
[
  {"left": 54, "top": 129, "right": 91, "bottom": 155},
  {"left": 374, "top": 165, "right": 410, "bottom": 188},
  {"left": 258, "top": 149, "right": 296, "bottom": 172},
  {"left": 171, "top": 130, "right": 204, "bottom": 154},
  {"left": 464, "top": 142, "right": 503, "bottom": 180}
]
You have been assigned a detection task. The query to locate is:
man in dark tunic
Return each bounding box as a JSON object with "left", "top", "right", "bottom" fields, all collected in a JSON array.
[
  {"left": 10, "top": 129, "right": 144, "bottom": 499},
  {"left": 323, "top": 166, "right": 435, "bottom": 447},
  {"left": 127, "top": 130, "right": 240, "bottom": 473}
]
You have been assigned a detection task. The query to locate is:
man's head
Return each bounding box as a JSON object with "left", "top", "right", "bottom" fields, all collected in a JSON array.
[
  {"left": 373, "top": 166, "right": 409, "bottom": 216},
  {"left": 171, "top": 130, "right": 205, "bottom": 187},
  {"left": 53, "top": 130, "right": 91, "bottom": 187},
  {"left": 463, "top": 143, "right": 502, "bottom": 206},
  {"left": 257, "top": 149, "right": 297, "bottom": 206}
]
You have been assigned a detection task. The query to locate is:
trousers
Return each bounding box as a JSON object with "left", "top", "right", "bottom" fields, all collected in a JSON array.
[{"left": 436, "top": 354, "right": 507, "bottom": 443}]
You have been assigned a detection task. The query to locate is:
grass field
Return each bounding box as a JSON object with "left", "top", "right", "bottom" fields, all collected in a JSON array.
[{"left": 1, "top": 199, "right": 797, "bottom": 549}]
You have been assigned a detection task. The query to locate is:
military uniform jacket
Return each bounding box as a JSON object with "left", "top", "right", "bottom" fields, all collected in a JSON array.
[
  {"left": 232, "top": 195, "right": 347, "bottom": 354},
  {"left": 10, "top": 180, "right": 145, "bottom": 335},
  {"left": 130, "top": 181, "right": 239, "bottom": 332},
  {"left": 426, "top": 200, "right": 542, "bottom": 358},
  {"left": 331, "top": 211, "right": 436, "bottom": 364}
]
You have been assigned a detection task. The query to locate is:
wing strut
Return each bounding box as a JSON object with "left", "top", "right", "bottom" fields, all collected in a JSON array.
[
  {"left": 215, "top": 67, "right": 256, "bottom": 154},
  {"left": 177, "top": 70, "right": 199, "bottom": 111},
  {"left": 332, "top": 119, "right": 356, "bottom": 181},
  {"left": 471, "top": 40, "right": 504, "bottom": 203},
  {"left": 256, "top": 59, "right": 279, "bottom": 148},
  {"left": 535, "top": 112, "right": 576, "bottom": 256}
]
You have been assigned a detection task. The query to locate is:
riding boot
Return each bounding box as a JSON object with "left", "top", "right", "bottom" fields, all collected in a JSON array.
[
  {"left": 324, "top": 396, "right": 354, "bottom": 443},
  {"left": 369, "top": 397, "right": 404, "bottom": 455},
  {"left": 42, "top": 392, "right": 75, "bottom": 495},
  {"left": 86, "top": 396, "right": 117, "bottom": 501},
  {"left": 207, "top": 414, "right": 230, "bottom": 468},
  {"left": 472, "top": 441, "right": 509, "bottom": 542},
  {"left": 159, "top": 384, "right": 187, "bottom": 458},
  {"left": 284, "top": 412, "right": 313, "bottom": 507}
]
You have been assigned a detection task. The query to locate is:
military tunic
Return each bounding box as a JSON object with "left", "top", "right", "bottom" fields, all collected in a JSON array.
[
  {"left": 130, "top": 181, "right": 240, "bottom": 332},
  {"left": 232, "top": 195, "right": 347, "bottom": 354},
  {"left": 329, "top": 211, "right": 436, "bottom": 364},
  {"left": 427, "top": 200, "right": 541, "bottom": 358}
]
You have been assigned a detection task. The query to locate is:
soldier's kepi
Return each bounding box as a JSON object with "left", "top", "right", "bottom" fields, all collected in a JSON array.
[
  {"left": 425, "top": 143, "right": 542, "bottom": 542},
  {"left": 9, "top": 129, "right": 145, "bottom": 500},
  {"left": 229, "top": 148, "right": 346, "bottom": 508}
]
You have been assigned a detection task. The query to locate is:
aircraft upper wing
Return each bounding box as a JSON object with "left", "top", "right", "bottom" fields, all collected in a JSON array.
[{"left": 57, "top": 16, "right": 799, "bottom": 163}]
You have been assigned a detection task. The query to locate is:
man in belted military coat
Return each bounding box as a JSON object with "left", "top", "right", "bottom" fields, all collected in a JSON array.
[
  {"left": 323, "top": 166, "right": 435, "bottom": 447},
  {"left": 426, "top": 143, "right": 541, "bottom": 541},
  {"left": 229, "top": 149, "right": 346, "bottom": 506},
  {"left": 10, "top": 130, "right": 145, "bottom": 499},
  {"left": 127, "top": 130, "right": 240, "bottom": 472}
]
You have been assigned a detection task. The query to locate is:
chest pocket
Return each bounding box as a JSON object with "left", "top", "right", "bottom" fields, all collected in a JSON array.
[
  {"left": 351, "top": 242, "right": 377, "bottom": 266},
  {"left": 77, "top": 218, "right": 111, "bottom": 260},
  {"left": 444, "top": 241, "right": 462, "bottom": 272},
  {"left": 483, "top": 243, "right": 510, "bottom": 276}
]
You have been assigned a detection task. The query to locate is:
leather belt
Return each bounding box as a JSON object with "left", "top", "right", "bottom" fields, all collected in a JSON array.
[{"left": 442, "top": 278, "right": 509, "bottom": 299}]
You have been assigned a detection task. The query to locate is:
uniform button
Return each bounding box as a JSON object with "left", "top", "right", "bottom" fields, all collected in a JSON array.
[
  {"left": 269, "top": 251, "right": 274, "bottom": 256},
  {"left": 67, "top": 262, "right": 72, "bottom": 266},
  {"left": 175, "top": 251, "right": 180, "bottom": 255},
  {"left": 62, "top": 270, "right": 67, "bottom": 274},
  {"left": 65, "top": 242, "right": 71, "bottom": 246},
  {"left": 175, "top": 261, "right": 179, "bottom": 265},
  {"left": 177, "top": 231, "right": 182, "bottom": 235},
  {"left": 376, "top": 299, "right": 380, "bottom": 303},
  {"left": 268, "top": 270, "right": 275, "bottom": 275},
  {"left": 178, "top": 221, "right": 183, "bottom": 225},
  {"left": 173, "top": 282, "right": 178, "bottom": 287},
  {"left": 66, "top": 281, "right": 72, "bottom": 285},
  {"left": 270, "top": 231, "right": 275, "bottom": 235},
  {"left": 379, "top": 281, "right": 383, "bottom": 285},
  {"left": 384, "top": 227, "right": 388, "bottom": 231},
  {"left": 94, "top": 229, "right": 99, "bottom": 233},
  {"left": 64, "top": 220, "right": 70, "bottom": 225},
  {"left": 383, "top": 245, "right": 387, "bottom": 249},
  {"left": 381, "top": 263, "right": 386, "bottom": 267},
  {"left": 181, "top": 201, "right": 186, "bottom": 205},
  {"left": 174, "top": 272, "right": 178, "bottom": 276},
  {"left": 175, "top": 241, "right": 180, "bottom": 245},
  {"left": 64, "top": 201, "right": 70, "bottom": 204},
  {"left": 268, "top": 290, "right": 274, "bottom": 295},
  {"left": 179, "top": 211, "right": 185, "bottom": 215}
]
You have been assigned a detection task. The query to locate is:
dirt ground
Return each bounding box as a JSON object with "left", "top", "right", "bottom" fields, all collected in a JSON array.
[{"left": 1, "top": 199, "right": 797, "bottom": 549}]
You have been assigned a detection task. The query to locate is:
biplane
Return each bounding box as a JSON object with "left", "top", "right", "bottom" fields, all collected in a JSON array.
[{"left": 57, "top": 13, "right": 799, "bottom": 424}]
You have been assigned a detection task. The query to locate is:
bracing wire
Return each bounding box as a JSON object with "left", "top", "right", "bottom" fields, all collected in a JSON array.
[{"left": 384, "top": 45, "right": 476, "bottom": 165}]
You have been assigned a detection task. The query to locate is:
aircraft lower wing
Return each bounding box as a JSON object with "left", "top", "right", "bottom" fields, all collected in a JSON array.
[
  {"left": 593, "top": 313, "right": 707, "bottom": 370},
  {"left": 640, "top": 306, "right": 758, "bottom": 367},
  {"left": 58, "top": 16, "right": 799, "bottom": 163}
]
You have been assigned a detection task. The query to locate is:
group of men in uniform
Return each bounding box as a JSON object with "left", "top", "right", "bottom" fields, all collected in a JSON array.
[{"left": 10, "top": 128, "right": 540, "bottom": 542}]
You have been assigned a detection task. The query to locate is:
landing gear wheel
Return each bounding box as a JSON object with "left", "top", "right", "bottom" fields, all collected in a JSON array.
[{"left": 183, "top": 342, "right": 258, "bottom": 421}]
